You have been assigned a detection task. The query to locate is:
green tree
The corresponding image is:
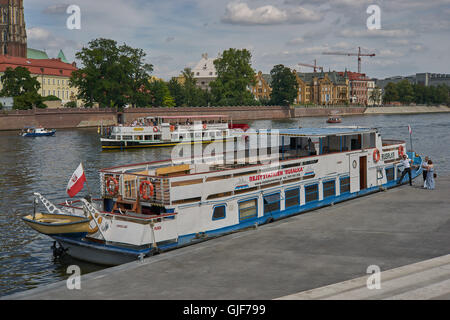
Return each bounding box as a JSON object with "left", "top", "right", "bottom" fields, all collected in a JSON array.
[
  {"left": 148, "top": 80, "right": 175, "bottom": 107},
  {"left": 70, "top": 38, "right": 153, "bottom": 108},
  {"left": 396, "top": 80, "right": 414, "bottom": 104},
  {"left": 269, "top": 64, "right": 298, "bottom": 106},
  {"left": 167, "top": 78, "right": 184, "bottom": 107},
  {"left": 0, "top": 67, "right": 45, "bottom": 109},
  {"left": 369, "top": 86, "right": 382, "bottom": 106},
  {"left": 209, "top": 48, "right": 256, "bottom": 106},
  {"left": 383, "top": 82, "right": 399, "bottom": 104}
]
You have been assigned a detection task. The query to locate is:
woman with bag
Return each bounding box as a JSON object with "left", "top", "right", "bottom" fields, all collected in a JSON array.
[{"left": 425, "top": 160, "right": 435, "bottom": 190}]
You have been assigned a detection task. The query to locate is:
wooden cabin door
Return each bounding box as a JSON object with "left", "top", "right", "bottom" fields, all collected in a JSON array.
[{"left": 349, "top": 153, "right": 360, "bottom": 193}]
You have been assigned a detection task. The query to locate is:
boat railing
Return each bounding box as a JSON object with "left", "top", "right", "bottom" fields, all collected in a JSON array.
[
  {"left": 100, "top": 171, "right": 171, "bottom": 206},
  {"left": 382, "top": 139, "right": 405, "bottom": 147}
]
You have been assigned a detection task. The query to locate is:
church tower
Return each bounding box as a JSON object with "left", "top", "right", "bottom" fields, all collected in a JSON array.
[{"left": 0, "top": 0, "right": 27, "bottom": 57}]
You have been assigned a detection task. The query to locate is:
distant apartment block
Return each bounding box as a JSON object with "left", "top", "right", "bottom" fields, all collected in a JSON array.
[{"left": 376, "top": 73, "right": 450, "bottom": 88}]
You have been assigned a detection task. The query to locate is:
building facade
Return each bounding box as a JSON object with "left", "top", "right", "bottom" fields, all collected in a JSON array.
[
  {"left": 0, "top": 55, "right": 80, "bottom": 105},
  {"left": 251, "top": 71, "right": 272, "bottom": 101},
  {"left": 192, "top": 53, "right": 217, "bottom": 91},
  {"left": 339, "top": 71, "right": 369, "bottom": 105},
  {"left": 0, "top": 0, "right": 27, "bottom": 57},
  {"left": 251, "top": 71, "right": 350, "bottom": 105}
]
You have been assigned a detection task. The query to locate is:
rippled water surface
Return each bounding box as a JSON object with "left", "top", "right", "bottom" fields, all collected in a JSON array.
[{"left": 1, "top": 113, "right": 449, "bottom": 296}]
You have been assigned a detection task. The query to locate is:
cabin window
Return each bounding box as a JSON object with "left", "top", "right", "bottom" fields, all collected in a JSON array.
[
  {"left": 238, "top": 199, "right": 258, "bottom": 221},
  {"left": 386, "top": 167, "right": 395, "bottom": 181},
  {"left": 340, "top": 177, "right": 350, "bottom": 194},
  {"left": 144, "top": 135, "right": 152, "bottom": 140},
  {"left": 154, "top": 135, "right": 161, "bottom": 140},
  {"left": 122, "top": 135, "right": 132, "bottom": 140},
  {"left": 263, "top": 193, "right": 280, "bottom": 215},
  {"left": 212, "top": 205, "right": 226, "bottom": 220},
  {"left": 323, "top": 180, "right": 336, "bottom": 198},
  {"left": 285, "top": 188, "right": 300, "bottom": 209},
  {"left": 305, "top": 184, "right": 319, "bottom": 203}
]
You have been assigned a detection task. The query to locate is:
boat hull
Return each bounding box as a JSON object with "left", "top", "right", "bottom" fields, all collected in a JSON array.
[
  {"left": 101, "top": 137, "right": 235, "bottom": 150},
  {"left": 52, "top": 236, "right": 152, "bottom": 266},
  {"left": 22, "top": 213, "right": 90, "bottom": 237},
  {"left": 22, "top": 131, "right": 56, "bottom": 137}
]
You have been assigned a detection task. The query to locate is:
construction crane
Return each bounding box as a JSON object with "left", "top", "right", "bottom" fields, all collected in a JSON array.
[
  {"left": 322, "top": 47, "right": 375, "bottom": 73},
  {"left": 297, "top": 59, "right": 324, "bottom": 73}
]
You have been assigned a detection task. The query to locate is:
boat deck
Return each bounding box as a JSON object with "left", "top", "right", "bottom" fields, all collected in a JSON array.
[{"left": 7, "top": 175, "right": 450, "bottom": 300}]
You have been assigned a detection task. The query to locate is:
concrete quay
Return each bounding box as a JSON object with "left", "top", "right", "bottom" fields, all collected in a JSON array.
[{"left": 5, "top": 176, "right": 450, "bottom": 300}]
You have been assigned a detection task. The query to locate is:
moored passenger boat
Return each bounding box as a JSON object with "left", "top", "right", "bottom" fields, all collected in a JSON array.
[
  {"left": 100, "top": 115, "right": 247, "bottom": 150},
  {"left": 26, "top": 126, "right": 423, "bottom": 265}
]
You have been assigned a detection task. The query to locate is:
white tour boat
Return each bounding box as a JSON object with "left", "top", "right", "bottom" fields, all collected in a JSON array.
[
  {"left": 100, "top": 114, "right": 249, "bottom": 150},
  {"left": 27, "top": 126, "right": 423, "bottom": 265}
]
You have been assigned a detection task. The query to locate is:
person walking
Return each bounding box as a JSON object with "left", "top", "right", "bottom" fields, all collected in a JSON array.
[
  {"left": 425, "top": 160, "right": 435, "bottom": 190},
  {"left": 397, "top": 154, "right": 412, "bottom": 186},
  {"left": 421, "top": 156, "right": 429, "bottom": 188}
]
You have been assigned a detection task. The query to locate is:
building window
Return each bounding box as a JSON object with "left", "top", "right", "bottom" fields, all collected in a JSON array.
[
  {"left": 323, "top": 180, "right": 336, "bottom": 198},
  {"left": 53, "top": 79, "right": 55, "bottom": 85},
  {"left": 212, "top": 205, "right": 226, "bottom": 220},
  {"left": 238, "top": 199, "right": 258, "bottom": 221},
  {"left": 285, "top": 188, "right": 300, "bottom": 209},
  {"left": 263, "top": 193, "right": 280, "bottom": 215},
  {"left": 386, "top": 167, "right": 395, "bottom": 181},
  {"left": 305, "top": 184, "right": 319, "bottom": 203},
  {"left": 340, "top": 177, "right": 350, "bottom": 194}
]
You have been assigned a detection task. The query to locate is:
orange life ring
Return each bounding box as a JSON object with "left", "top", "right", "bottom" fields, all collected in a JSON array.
[
  {"left": 139, "top": 180, "right": 154, "bottom": 200},
  {"left": 105, "top": 177, "right": 119, "bottom": 196},
  {"left": 153, "top": 127, "right": 159, "bottom": 133},
  {"left": 398, "top": 145, "right": 405, "bottom": 157},
  {"left": 170, "top": 125, "right": 175, "bottom": 132},
  {"left": 203, "top": 124, "right": 207, "bottom": 130},
  {"left": 373, "top": 149, "right": 380, "bottom": 163}
]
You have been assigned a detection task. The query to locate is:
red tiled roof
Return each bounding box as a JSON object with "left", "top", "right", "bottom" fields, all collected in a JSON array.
[
  {"left": 0, "top": 55, "right": 77, "bottom": 77},
  {"left": 338, "top": 71, "right": 369, "bottom": 81}
]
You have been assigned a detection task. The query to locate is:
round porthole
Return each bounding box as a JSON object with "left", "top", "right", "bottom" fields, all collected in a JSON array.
[{"left": 352, "top": 160, "right": 357, "bottom": 168}]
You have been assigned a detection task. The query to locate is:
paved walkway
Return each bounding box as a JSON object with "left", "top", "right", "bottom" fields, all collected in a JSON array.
[
  {"left": 5, "top": 176, "right": 450, "bottom": 300},
  {"left": 277, "top": 254, "right": 450, "bottom": 300}
]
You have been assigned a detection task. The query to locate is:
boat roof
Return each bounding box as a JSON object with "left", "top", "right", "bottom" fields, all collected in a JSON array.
[
  {"left": 263, "top": 127, "right": 376, "bottom": 137},
  {"left": 157, "top": 115, "right": 228, "bottom": 119}
]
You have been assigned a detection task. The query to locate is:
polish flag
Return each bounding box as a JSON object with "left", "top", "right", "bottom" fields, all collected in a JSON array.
[
  {"left": 408, "top": 125, "right": 412, "bottom": 134},
  {"left": 66, "top": 163, "right": 87, "bottom": 198}
]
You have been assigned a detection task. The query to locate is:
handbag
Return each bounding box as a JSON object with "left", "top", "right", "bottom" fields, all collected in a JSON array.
[{"left": 433, "top": 173, "right": 437, "bottom": 178}]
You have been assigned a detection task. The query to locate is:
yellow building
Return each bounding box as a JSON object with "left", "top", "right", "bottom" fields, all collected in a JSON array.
[
  {"left": 251, "top": 71, "right": 272, "bottom": 101},
  {"left": 0, "top": 53, "right": 81, "bottom": 107}
]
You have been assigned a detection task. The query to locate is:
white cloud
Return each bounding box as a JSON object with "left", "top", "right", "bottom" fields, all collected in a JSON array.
[
  {"left": 286, "top": 37, "right": 304, "bottom": 45},
  {"left": 27, "top": 27, "right": 81, "bottom": 59},
  {"left": 222, "top": 2, "right": 323, "bottom": 25}
]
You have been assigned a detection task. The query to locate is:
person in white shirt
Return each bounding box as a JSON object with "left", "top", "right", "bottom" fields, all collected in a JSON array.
[{"left": 397, "top": 154, "right": 412, "bottom": 186}]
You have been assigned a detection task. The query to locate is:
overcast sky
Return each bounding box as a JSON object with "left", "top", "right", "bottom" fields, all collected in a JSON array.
[{"left": 25, "top": 0, "right": 450, "bottom": 80}]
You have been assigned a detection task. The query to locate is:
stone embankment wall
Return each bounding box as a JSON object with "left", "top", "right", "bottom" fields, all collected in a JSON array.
[
  {"left": 0, "top": 108, "right": 117, "bottom": 131},
  {"left": 1, "top": 105, "right": 449, "bottom": 131}
]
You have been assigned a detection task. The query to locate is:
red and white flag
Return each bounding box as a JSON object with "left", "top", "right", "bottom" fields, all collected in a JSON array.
[
  {"left": 66, "top": 163, "right": 87, "bottom": 198},
  {"left": 408, "top": 125, "right": 412, "bottom": 134}
]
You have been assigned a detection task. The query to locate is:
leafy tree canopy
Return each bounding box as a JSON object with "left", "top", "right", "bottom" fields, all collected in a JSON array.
[
  {"left": 210, "top": 48, "right": 256, "bottom": 106},
  {"left": 0, "top": 67, "right": 45, "bottom": 109},
  {"left": 70, "top": 38, "right": 153, "bottom": 108},
  {"left": 269, "top": 64, "right": 299, "bottom": 106}
]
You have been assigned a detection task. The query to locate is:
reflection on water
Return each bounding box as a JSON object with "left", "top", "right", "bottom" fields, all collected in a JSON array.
[{"left": 1, "top": 113, "right": 449, "bottom": 296}]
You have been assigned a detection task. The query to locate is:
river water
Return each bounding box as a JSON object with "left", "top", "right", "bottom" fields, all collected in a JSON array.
[{"left": 0, "top": 113, "right": 449, "bottom": 297}]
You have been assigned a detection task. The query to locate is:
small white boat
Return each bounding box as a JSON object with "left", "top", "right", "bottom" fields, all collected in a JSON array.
[
  {"left": 21, "top": 127, "right": 56, "bottom": 137},
  {"left": 27, "top": 126, "right": 423, "bottom": 265}
]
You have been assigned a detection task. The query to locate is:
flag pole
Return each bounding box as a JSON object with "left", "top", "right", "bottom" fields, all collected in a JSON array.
[
  {"left": 409, "top": 125, "right": 413, "bottom": 153},
  {"left": 81, "top": 162, "right": 92, "bottom": 200}
]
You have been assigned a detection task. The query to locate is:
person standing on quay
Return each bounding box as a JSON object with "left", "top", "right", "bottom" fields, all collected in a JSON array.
[
  {"left": 425, "top": 160, "right": 435, "bottom": 190},
  {"left": 397, "top": 154, "right": 412, "bottom": 186},
  {"left": 422, "top": 156, "right": 429, "bottom": 188}
]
